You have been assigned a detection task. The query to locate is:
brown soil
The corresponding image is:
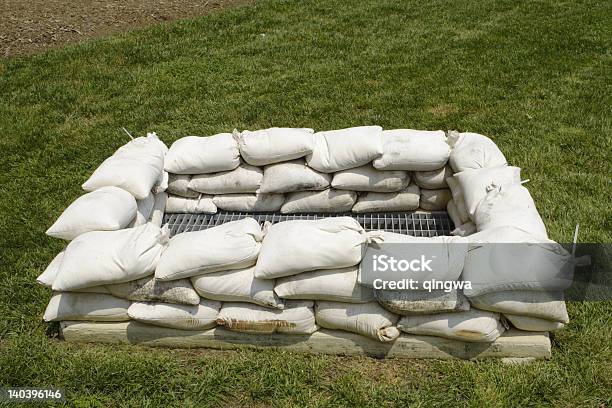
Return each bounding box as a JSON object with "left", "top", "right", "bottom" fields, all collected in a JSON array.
[{"left": 0, "top": 0, "right": 251, "bottom": 58}]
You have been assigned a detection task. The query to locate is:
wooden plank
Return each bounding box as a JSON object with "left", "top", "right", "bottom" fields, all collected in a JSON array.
[{"left": 60, "top": 321, "right": 551, "bottom": 360}]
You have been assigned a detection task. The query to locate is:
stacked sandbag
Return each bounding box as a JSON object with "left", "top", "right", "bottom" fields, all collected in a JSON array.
[
  {"left": 375, "top": 289, "right": 470, "bottom": 316},
  {"left": 260, "top": 159, "right": 331, "bottom": 194},
  {"left": 473, "top": 183, "right": 548, "bottom": 238},
  {"left": 44, "top": 292, "right": 131, "bottom": 322},
  {"left": 82, "top": 133, "right": 167, "bottom": 199},
  {"left": 419, "top": 188, "right": 452, "bottom": 211},
  {"left": 191, "top": 266, "right": 283, "bottom": 309},
  {"left": 156, "top": 218, "right": 263, "bottom": 280},
  {"left": 413, "top": 166, "right": 452, "bottom": 189},
  {"left": 397, "top": 310, "right": 505, "bottom": 342},
  {"left": 352, "top": 184, "right": 420, "bottom": 213},
  {"left": 128, "top": 300, "right": 221, "bottom": 330},
  {"left": 165, "top": 195, "right": 217, "bottom": 214},
  {"left": 447, "top": 131, "right": 507, "bottom": 172},
  {"left": 164, "top": 133, "right": 240, "bottom": 175},
  {"left": 46, "top": 187, "right": 137, "bottom": 240},
  {"left": 331, "top": 165, "right": 410, "bottom": 192},
  {"left": 106, "top": 275, "right": 200, "bottom": 305},
  {"left": 274, "top": 266, "right": 374, "bottom": 303},
  {"left": 52, "top": 223, "right": 169, "bottom": 291},
  {"left": 462, "top": 226, "right": 573, "bottom": 331},
  {"left": 315, "top": 301, "right": 400, "bottom": 342},
  {"left": 237, "top": 127, "right": 315, "bottom": 165},
  {"left": 373, "top": 129, "right": 450, "bottom": 171},
  {"left": 306, "top": 126, "right": 383, "bottom": 173},
  {"left": 281, "top": 189, "right": 357, "bottom": 213},
  {"left": 166, "top": 174, "right": 199, "bottom": 198},
  {"left": 469, "top": 291, "right": 569, "bottom": 331},
  {"left": 216, "top": 301, "right": 318, "bottom": 334},
  {"left": 453, "top": 166, "right": 522, "bottom": 218},
  {"left": 212, "top": 193, "right": 284, "bottom": 212},
  {"left": 254, "top": 217, "right": 373, "bottom": 279}
]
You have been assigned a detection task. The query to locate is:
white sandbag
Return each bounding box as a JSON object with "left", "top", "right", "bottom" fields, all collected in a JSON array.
[
  {"left": 46, "top": 187, "right": 137, "bottom": 240},
  {"left": 149, "top": 192, "right": 167, "bottom": 227},
  {"left": 281, "top": 189, "right": 357, "bottom": 213},
  {"left": 191, "top": 266, "right": 283, "bottom": 309},
  {"left": 164, "top": 133, "right": 240, "bottom": 174},
  {"left": 216, "top": 301, "right": 318, "bottom": 334},
  {"left": 237, "top": 127, "right": 315, "bottom": 166},
  {"left": 165, "top": 195, "right": 217, "bottom": 214},
  {"left": 212, "top": 193, "right": 284, "bottom": 212},
  {"left": 259, "top": 159, "right": 331, "bottom": 193},
  {"left": 505, "top": 314, "right": 565, "bottom": 331},
  {"left": 454, "top": 166, "right": 521, "bottom": 217},
  {"left": 43, "top": 292, "right": 131, "bottom": 322},
  {"left": 373, "top": 129, "right": 450, "bottom": 171},
  {"left": 451, "top": 221, "right": 477, "bottom": 237},
  {"left": 419, "top": 188, "right": 452, "bottom": 211},
  {"left": 167, "top": 174, "right": 199, "bottom": 198},
  {"left": 358, "top": 231, "right": 468, "bottom": 285},
  {"left": 315, "top": 301, "right": 400, "bottom": 342},
  {"left": 128, "top": 300, "right": 221, "bottom": 330},
  {"left": 398, "top": 309, "right": 505, "bottom": 342},
  {"left": 352, "top": 184, "right": 420, "bottom": 213},
  {"left": 37, "top": 251, "right": 65, "bottom": 288},
  {"left": 188, "top": 163, "right": 263, "bottom": 194},
  {"left": 156, "top": 218, "right": 263, "bottom": 281},
  {"left": 469, "top": 290, "right": 569, "bottom": 323},
  {"left": 331, "top": 165, "right": 409, "bottom": 192},
  {"left": 413, "top": 165, "right": 452, "bottom": 189},
  {"left": 306, "top": 126, "right": 383, "bottom": 173},
  {"left": 254, "top": 217, "right": 370, "bottom": 279},
  {"left": 447, "top": 131, "right": 507, "bottom": 172},
  {"left": 131, "top": 192, "right": 156, "bottom": 227},
  {"left": 82, "top": 133, "right": 166, "bottom": 199},
  {"left": 37, "top": 252, "right": 109, "bottom": 294},
  {"left": 106, "top": 275, "right": 200, "bottom": 305},
  {"left": 275, "top": 266, "right": 374, "bottom": 303},
  {"left": 463, "top": 226, "right": 574, "bottom": 297},
  {"left": 374, "top": 289, "right": 470, "bottom": 315},
  {"left": 473, "top": 184, "right": 548, "bottom": 239},
  {"left": 446, "top": 177, "right": 470, "bottom": 224},
  {"left": 52, "top": 223, "right": 168, "bottom": 291}
]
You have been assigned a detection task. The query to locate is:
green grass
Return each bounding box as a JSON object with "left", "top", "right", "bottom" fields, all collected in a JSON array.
[{"left": 0, "top": 0, "right": 611, "bottom": 406}]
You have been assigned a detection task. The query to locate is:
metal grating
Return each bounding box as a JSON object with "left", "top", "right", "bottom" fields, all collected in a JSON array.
[{"left": 163, "top": 211, "right": 454, "bottom": 237}]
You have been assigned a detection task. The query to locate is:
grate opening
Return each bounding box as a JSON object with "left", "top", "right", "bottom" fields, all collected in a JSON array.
[{"left": 163, "top": 211, "right": 455, "bottom": 237}]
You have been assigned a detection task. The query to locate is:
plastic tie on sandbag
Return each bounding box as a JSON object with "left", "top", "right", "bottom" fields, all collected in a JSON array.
[
  {"left": 262, "top": 221, "right": 272, "bottom": 236},
  {"left": 571, "top": 224, "right": 591, "bottom": 267},
  {"left": 160, "top": 224, "right": 171, "bottom": 246},
  {"left": 122, "top": 127, "right": 135, "bottom": 140},
  {"left": 364, "top": 230, "right": 385, "bottom": 244},
  {"left": 232, "top": 128, "right": 242, "bottom": 143},
  {"left": 446, "top": 130, "right": 461, "bottom": 147}
]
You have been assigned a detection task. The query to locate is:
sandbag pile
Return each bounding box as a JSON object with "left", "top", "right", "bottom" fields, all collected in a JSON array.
[
  {"left": 38, "top": 126, "right": 573, "bottom": 350},
  {"left": 161, "top": 127, "right": 457, "bottom": 214}
]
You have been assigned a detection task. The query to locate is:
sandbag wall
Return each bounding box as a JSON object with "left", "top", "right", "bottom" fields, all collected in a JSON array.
[
  {"left": 162, "top": 127, "right": 454, "bottom": 215},
  {"left": 38, "top": 127, "right": 572, "bottom": 349}
]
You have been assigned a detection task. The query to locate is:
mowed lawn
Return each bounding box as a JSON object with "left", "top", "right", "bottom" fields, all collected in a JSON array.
[{"left": 0, "top": 0, "right": 610, "bottom": 406}]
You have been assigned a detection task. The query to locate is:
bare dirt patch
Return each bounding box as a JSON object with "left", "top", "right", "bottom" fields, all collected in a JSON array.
[{"left": 0, "top": 0, "right": 251, "bottom": 58}]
